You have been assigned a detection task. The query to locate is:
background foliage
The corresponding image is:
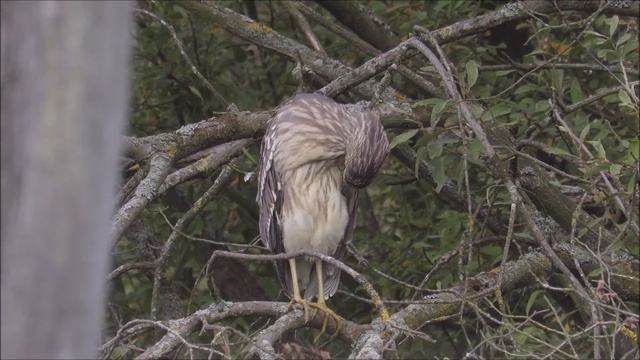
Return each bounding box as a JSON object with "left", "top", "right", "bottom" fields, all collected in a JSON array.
[{"left": 106, "top": 1, "right": 639, "bottom": 359}]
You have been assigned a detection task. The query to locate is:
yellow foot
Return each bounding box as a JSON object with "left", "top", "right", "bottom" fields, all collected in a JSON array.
[
  {"left": 308, "top": 301, "right": 342, "bottom": 342},
  {"left": 287, "top": 296, "right": 311, "bottom": 322},
  {"left": 380, "top": 309, "right": 390, "bottom": 321}
]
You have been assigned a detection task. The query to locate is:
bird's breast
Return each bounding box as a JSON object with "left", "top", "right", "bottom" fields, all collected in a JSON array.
[{"left": 281, "top": 163, "right": 349, "bottom": 255}]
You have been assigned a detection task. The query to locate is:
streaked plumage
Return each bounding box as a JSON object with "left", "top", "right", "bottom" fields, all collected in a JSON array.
[{"left": 257, "top": 93, "right": 389, "bottom": 301}]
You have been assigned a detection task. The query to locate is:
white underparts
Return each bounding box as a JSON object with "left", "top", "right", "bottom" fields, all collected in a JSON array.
[
  {"left": 282, "top": 167, "right": 348, "bottom": 255},
  {"left": 281, "top": 163, "right": 348, "bottom": 291}
]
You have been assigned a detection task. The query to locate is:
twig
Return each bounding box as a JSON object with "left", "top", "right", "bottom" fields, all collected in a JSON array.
[
  {"left": 135, "top": 8, "right": 228, "bottom": 107},
  {"left": 563, "top": 81, "right": 640, "bottom": 114},
  {"left": 108, "top": 261, "right": 155, "bottom": 281},
  {"left": 319, "top": 40, "right": 410, "bottom": 98},
  {"left": 297, "top": 1, "right": 442, "bottom": 97},
  {"left": 117, "top": 163, "right": 148, "bottom": 205},
  {"left": 211, "top": 249, "right": 390, "bottom": 321},
  {"left": 408, "top": 33, "right": 601, "bottom": 335},
  {"left": 479, "top": 62, "right": 639, "bottom": 76},
  {"left": 282, "top": 1, "right": 326, "bottom": 56},
  {"left": 514, "top": 149, "right": 589, "bottom": 183},
  {"left": 550, "top": 102, "right": 639, "bottom": 235},
  {"left": 150, "top": 163, "right": 237, "bottom": 320}
]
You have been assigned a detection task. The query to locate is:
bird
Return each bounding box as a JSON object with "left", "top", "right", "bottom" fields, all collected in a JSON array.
[{"left": 257, "top": 93, "right": 389, "bottom": 335}]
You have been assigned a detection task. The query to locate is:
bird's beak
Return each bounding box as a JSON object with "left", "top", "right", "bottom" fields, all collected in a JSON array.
[{"left": 346, "top": 178, "right": 367, "bottom": 189}]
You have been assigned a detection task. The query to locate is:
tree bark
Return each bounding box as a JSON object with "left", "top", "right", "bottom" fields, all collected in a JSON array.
[{"left": 1, "top": 1, "right": 133, "bottom": 358}]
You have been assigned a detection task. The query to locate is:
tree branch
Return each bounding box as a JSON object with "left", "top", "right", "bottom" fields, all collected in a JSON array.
[
  {"left": 150, "top": 162, "right": 238, "bottom": 320},
  {"left": 157, "top": 139, "right": 251, "bottom": 196},
  {"left": 112, "top": 152, "right": 172, "bottom": 244},
  {"left": 134, "top": 301, "right": 367, "bottom": 359}
]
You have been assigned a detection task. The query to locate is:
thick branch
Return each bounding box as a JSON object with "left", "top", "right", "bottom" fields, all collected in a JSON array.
[
  {"left": 178, "top": 1, "right": 375, "bottom": 98},
  {"left": 135, "top": 301, "right": 367, "bottom": 359},
  {"left": 318, "top": 40, "right": 410, "bottom": 98},
  {"left": 430, "top": 1, "right": 639, "bottom": 45},
  {"left": 123, "top": 111, "right": 269, "bottom": 162},
  {"left": 157, "top": 139, "right": 251, "bottom": 195},
  {"left": 112, "top": 153, "right": 172, "bottom": 244},
  {"left": 317, "top": 1, "right": 400, "bottom": 51}
]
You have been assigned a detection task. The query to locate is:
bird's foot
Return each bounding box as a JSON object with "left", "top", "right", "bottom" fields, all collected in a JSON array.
[
  {"left": 287, "top": 296, "right": 311, "bottom": 322},
  {"left": 309, "top": 301, "right": 342, "bottom": 342}
]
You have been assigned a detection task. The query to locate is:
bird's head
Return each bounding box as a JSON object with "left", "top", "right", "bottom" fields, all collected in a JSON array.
[{"left": 343, "top": 112, "right": 389, "bottom": 189}]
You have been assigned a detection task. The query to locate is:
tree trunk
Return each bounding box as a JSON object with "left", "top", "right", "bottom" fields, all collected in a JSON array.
[{"left": 1, "top": 1, "right": 132, "bottom": 358}]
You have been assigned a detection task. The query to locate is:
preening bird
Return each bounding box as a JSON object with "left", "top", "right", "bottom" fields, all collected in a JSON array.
[{"left": 257, "top": 93, "right": 389, "bottom": 331}]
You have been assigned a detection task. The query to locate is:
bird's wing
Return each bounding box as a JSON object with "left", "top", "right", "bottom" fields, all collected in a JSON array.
[
  {"left": 257, "top": 120, "right": 291, "bottom": 296},
  {"left": 306, "top": 187, "right": 359, "bottom": 299}
]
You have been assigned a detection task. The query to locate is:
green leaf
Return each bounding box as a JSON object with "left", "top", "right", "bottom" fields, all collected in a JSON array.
[
  {"left": 546, "top": 146, "right": 572, "bottom": 157},
  {"left": 629, "top": 139, "right": 639, "bottom": 159},
  {"left": 430, "top": 157, "right": 447, "bottom": 193},
  {"left": 584, "top": 30, "right": 607, "bottom": 38},
  {"left": 550, "top": 69, "right": 564, "bottom": 92},
  {"left": 616, "top": 32, "right": 632, "bottom": 49},
  {"left": 413, "top": 98, "right": 441, "bottom": 107},
  {"left": 467, "top": 138, "right": 482, "bottom": 161},
  {"left": 569, "top": 78, "right": 584, "bottom": 103},
  {"left": 188, "top": 85, "right": 204, "bottom": 103},
  {"left": 583, "top": 160, "right": 609, "bottom": 177},
  {"left": 618, "top": 89, "right": 632, "bottom": 107},
  {"left": 415, "top": 145, "right": 429, "bottom": 178},
  {"left": 465, "top": 60, "right": 479, "bottom": 88},
  {"left": 486, "top": 103, "right": 511, "bottom": 118},
  {"left": 622, "top": 39, "right": 638, "bottom": 56},
  {"left": 514, "top": 84, "right": 540, "bottom": 95},
  {"left": 111, "top": 345, "right": 128, "bottom": 359},
  {"left": 588, "top": 267, "right": 604, "bottom": 277},
  {"left": 627, "top": 174, "right": 637, "bottom": 193},
  {"left": 609, "top": 15, "right": 619, "bottom": 37},
  {"left": 389, "top": 129, "right": 419, "bottom": 149},
  {"left": 609, "top": 163, "right": 622, "bottom": 176},
  {"left": 427, "top": 140, "right": 443, "bottom": 159},
  {"left": 526, "top": 289, "right": 543, "bottom": 314},
  {"left": 597, "top": 49, "right": 615, "bottom": 59},
  {"left": 586, "top": 140, "right": 607, "bottom": 160},
  {"left": 579, "top": 123, "right": 591, "bottom": 141},
  {"left": 495, "top": 70, "right": 515, "bottom": 76},
  {"left": 430, "top": 99, "right": 448, "bottom": 127},
  {"left": 534, "top": 100, "right": 550, "bottom": 112}
]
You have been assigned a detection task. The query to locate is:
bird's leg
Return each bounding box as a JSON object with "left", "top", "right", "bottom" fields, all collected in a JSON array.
[
  {"left": 287, "top": 258, "right": 310, "bottom": 322},
  {"left": 310, "top": 259, "right": 342, "bottom": 341}
]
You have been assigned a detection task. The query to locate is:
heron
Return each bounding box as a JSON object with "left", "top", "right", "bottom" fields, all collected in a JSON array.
[{"left": 257, "top": 93, "right": 389, "bottom": 335}]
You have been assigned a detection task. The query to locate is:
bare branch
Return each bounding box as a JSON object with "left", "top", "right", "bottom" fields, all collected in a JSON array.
[
  {"left": 123, "top": 111, "right": 270, "bottom": 163},
  {"left": 135, "top": 8, "right": 228, "bottom": 107},
  {"left": 317, "top": 1, "right": 400, "bottom": 51},
  {"left": 480, "top": 62, "right": 639, "bottom": 76},
  {"left": 282, "top": 1, "right": 326, "bottom": 56},
  {"left": 134, "top": 301, "right": 367, "bottom": 359},
  {"left": 211, "top": 250, "right": 391, "bottom": 321},
  {"left": 151, "top": 162, "right": 238, "bottom": 320},
  {"left": 112, "top": 152, "right": 172, "bottom": 244},
  {"left": 157, "top": 139, "right": 251, "bottom": 195}
]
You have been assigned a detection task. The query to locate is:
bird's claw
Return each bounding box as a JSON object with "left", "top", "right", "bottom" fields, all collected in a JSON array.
[
  {"left": 287, "top": 297, "right": 311, "bottom": 322},
  {"left": 308, "top": 301, "right": 342, "bottom": 342}
]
